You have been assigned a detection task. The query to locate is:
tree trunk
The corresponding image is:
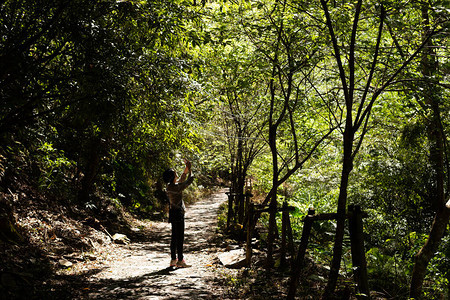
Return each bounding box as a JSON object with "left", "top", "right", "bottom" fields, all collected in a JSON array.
[
  {"left": 266, "top": 192, "right": 277, "bottom": 268},
  {"left": 237, "top": 166, "right": 246, "bottom": 224},
  {"left": 266, "top": 124, "right": 278, "bottom": 268},
  {"left": 324, "top": 128, "right": 354, "bottom": 298},
  {"left": 409, "top": 3, "right": 449, "bottom": 298},
  {"left": 410, "top": 203, "right": 450, "bottom": 298},
  {"left": 78, "top": 138, "right": 102, "bottom": 203}
]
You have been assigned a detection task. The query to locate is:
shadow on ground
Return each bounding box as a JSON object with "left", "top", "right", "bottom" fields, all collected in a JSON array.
[{"left": 28, "top": 191, "right": 230, "bottom": 300}]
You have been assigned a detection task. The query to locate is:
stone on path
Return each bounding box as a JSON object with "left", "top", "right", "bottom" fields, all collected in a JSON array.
[
  {"left": 58, "top": 258, "right": 73, "bottom": 268},
  {"left": 111, "top": 233, "right": 130, "bottom": 244},
  {"left": 218, "top": 249, "right": 247, "bottom": 269}
]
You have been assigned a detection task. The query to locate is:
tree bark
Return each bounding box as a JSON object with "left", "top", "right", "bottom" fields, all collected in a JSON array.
[
  {"left": 323, "top": 128, "right": 354, "bottom": 298},
  {"left": 266, "top": 123, "right": 278, "bottom": 268},
  {"left": 77, "top": 137, "right": 102, "bottom": 203},
  {"left": 410, "top": 204, "right": 450, "bottom": 298},
  {"left": 409, "top": 3, "right": 449, "bottom": 298}
]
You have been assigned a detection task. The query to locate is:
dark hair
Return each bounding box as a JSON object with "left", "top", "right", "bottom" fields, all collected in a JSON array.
[{"left": 162, "top": 168, "right": 176, "bottom": 184}]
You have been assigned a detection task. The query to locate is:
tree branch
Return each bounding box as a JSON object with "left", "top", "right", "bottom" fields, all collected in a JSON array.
[
  {"left": 354, "top": 4, "right": 385, "bottom": 130},
  {"left": 348, "top": 0, "right": 362, "bottom": 106},
  {"left": 320, "top": 0, "right": 350, "bottom": 107}
]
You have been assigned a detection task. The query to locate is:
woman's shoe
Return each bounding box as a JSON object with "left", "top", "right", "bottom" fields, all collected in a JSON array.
[
  {"left": 170, "top": 259, "right": 177, "bottom": 267},
  {"left": 176, "top": 259, "right": 190, "bottom": 268}
]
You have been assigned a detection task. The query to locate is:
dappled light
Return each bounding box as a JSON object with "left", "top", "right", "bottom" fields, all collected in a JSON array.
[{"left": 1, "top": 0, "right": 449, "bottom": 299}]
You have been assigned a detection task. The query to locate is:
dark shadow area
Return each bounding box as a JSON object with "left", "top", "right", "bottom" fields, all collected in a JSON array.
[
  {"left": 1, "top": 266, "right": 107, "bottom": 300},
  {"left": 86, "top": 270, "right": 223, "bottom": 299},
  {"left": 27, "top": 265, "right": 223, "bottom": 300}
]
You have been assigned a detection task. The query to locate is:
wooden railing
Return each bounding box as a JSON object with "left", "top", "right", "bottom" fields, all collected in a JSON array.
[{"left": 225, "top": 189, "right": 370, "bottom": 299}]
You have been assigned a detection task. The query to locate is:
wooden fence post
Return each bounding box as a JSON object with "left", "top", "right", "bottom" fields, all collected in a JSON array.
[
  {"left": 237, "top": 192, "right": 244, "bottom": 224},
  {"left": 225, "top": 190, "right": 234, "bottom": 229},
  {"left": 266, "top": 199, "right": 278, "bottom": 268},
  {"left": 246, "top": 202, "right": 254, "bottom": 266},
  {"left": 286, "top": 211, "right": 295, "bottom": 263},
  {"left": 348, "top": 204, "right": 370, "bottom": 299},
  {"left": 287, "top": 207, "right": 315, "bottom": 300},
  {"left": 243, "top": 191, "right": 252, "bottom": 228}
]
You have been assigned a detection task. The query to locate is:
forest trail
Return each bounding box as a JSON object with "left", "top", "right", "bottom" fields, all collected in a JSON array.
[{"left": 86, "top": 190, "right": 231, "bottom": 299}]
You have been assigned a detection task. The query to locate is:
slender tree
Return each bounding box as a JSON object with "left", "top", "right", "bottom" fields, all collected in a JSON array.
[
  {"left": 316, "top": 0, "right": 445, "bottom": 296},
  {"left": 410, "top": 1, "right": 450, "bottom": 297},
  {"left": 238, "top": 0, "right": 337, "bottom": 267}
]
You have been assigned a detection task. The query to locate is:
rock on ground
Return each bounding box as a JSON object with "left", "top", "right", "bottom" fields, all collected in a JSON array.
[{"left": 218, "top": 249, "right": 247, "bottom": 269}]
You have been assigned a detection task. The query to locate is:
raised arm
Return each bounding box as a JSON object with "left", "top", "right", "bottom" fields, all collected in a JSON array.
[{"left": 178, "top": 159, "right": 191, "bottom": 183}]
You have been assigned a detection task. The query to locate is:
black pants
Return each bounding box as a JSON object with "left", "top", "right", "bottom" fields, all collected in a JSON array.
[{"left": 170, "top": 220, "right": 185, "bottom": 261}]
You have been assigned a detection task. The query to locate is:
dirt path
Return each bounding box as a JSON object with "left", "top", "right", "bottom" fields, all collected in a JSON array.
[{"left": 86, "top": 190, "right": 233, "bottom": 299}]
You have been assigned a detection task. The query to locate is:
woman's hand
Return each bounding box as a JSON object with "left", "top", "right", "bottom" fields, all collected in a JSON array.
[{"left": 184, "top": 159, "right": 191, "bottom": 172}]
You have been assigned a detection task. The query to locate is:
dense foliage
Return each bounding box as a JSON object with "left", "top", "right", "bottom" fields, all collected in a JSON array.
[{"left": 0, "top": 0, "right": 201, "bottom": 210}]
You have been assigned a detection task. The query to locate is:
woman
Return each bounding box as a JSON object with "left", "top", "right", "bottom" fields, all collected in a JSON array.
[{"left": 162, "top": 159, "right": 194, "bottom": 268}]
